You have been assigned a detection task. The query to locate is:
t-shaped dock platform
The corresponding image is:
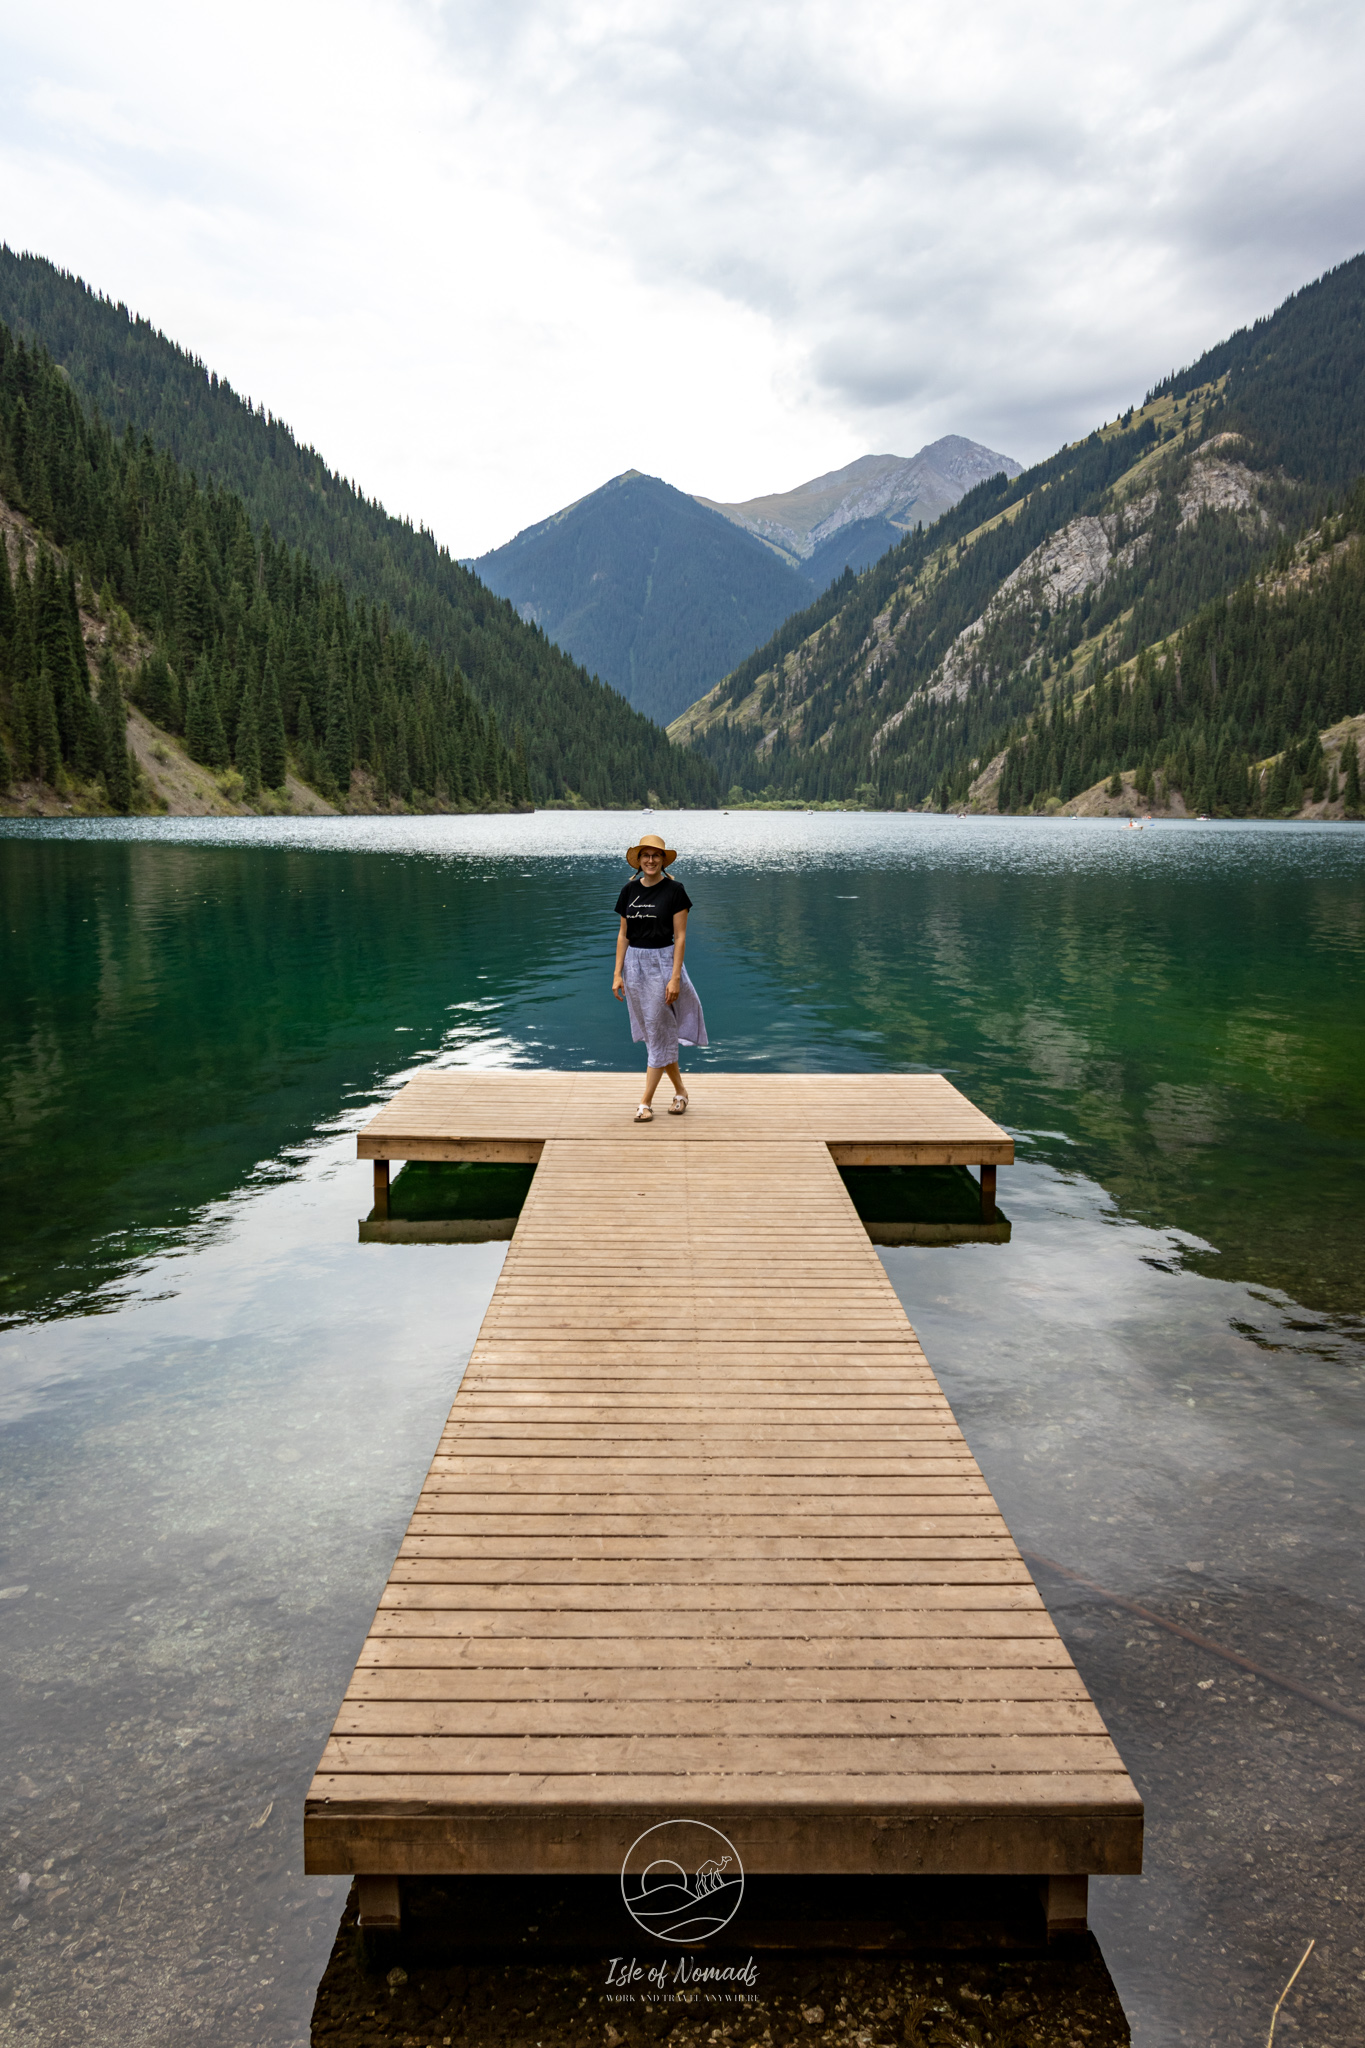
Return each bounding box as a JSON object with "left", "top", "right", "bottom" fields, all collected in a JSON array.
[{"left": 305, "top": 1073, "right": 1141, "bottom": 1935}]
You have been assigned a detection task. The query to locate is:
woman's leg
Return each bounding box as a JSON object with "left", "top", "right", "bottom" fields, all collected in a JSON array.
[{"left": 641, "top": 1059, "right": 684, "bottom": 1108}]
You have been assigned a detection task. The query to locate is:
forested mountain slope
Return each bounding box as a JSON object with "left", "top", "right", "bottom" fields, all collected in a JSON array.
[
  {"left": 474, "top": 471, "right": 812, "bottom": 727},
  {"left": 985, "top": 484, "right": 1365, "bottom": 819},
  {"left": 0, "top": 320, "right": 536, "bottom": 813},
  {"left": 674, "top": 254, "right": 1365, "bottom": 814},
  {"left": 0, "top": 247, "right": 714, "bottom": 808}
]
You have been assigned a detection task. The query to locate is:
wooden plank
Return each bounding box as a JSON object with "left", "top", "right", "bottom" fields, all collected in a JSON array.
[
  {"left": 367, "top": 1610, "right": 1061, "bottom": 1638},
  {"left": 319, "top": 1733, "right": 1127, "bottom": 1775},
  {"left": 356, "top": 1636, "right": 1082, "bottom": 1669},
  {"left": 309, "top": 1771, "right": 1139, "bottom": 1808},
  {"left": 307, "top": 1080, "right": 1138, "bottom": 1890},
  {"left": 333, "top": 1700, "right": 1111, "bottom": 1737},
  {"left": 384, "top": 1556, "right": 1023, "bottom": 1572},
  {"left": 343, "top": 1668, "right": 1095, "bottom": 1702},
  {"left": 396, "top": 1538, "right": 1019, "bottom": 1559},
  {"left": 376, "top": 1582, "right": 1042, "bottom": 1612},
  {"left": 358, "top": 1137, "right": 544, "bottom": 1162}
]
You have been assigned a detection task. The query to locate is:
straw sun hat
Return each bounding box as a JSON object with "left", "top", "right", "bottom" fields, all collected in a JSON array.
[{"left": 626, "top": 832, "right": 677, "bottom": 869}]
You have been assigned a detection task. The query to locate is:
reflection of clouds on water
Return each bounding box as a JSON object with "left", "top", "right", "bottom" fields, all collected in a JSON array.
[{"left": 1010, "top": 1005, "right": 1095, "bottom": 1095}]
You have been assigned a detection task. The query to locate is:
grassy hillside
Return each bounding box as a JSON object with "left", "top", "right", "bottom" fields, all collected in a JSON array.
[
  {"left": 676, "top": 254, "right": 1365, "bottom": 814},
  {"left": 474, "top": 471, "right": 813, "bottom": 727},
  {"left": 0, "top": 247, "right": 715, "bottom": 808}
]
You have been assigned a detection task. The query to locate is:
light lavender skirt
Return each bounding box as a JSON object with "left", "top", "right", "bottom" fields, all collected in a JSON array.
[{"left": 623, "top": 946, "right": 708, "bottom": 1067}]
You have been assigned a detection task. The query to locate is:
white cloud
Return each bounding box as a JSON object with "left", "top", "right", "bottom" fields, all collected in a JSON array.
[{"left": 0, "top": 0, "right": 1361, "bottom": 553}]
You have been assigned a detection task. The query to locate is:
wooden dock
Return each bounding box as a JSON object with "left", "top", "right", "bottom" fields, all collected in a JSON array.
[{"left": 306, "top": 1073, "right": 1141, "bottom": 1936}]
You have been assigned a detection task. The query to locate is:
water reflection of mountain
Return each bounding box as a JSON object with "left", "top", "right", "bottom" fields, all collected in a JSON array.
[
  {"left": 700, "top": 842, "right": 1365, "bottom": 1317},
  {"left": 623, "top": 1876, "right": 745, "bottom": 1942}
]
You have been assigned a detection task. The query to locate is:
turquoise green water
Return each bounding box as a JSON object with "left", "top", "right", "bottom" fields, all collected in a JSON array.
[
  {"left": 1, "top": 812, "right": 1362, "bottom": 2047},
  {"left": 2, "top": 814, "right": 1360, "bottom": 1327}
]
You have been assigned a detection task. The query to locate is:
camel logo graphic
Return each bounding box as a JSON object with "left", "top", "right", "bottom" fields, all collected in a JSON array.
[{"left": 620, "top": 1820, "right": 745, "bottom": 1943}]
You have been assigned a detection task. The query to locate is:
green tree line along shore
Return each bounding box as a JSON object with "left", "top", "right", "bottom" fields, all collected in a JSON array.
[
  {"left": 686, "top": 254, "right": 1365, "bottom": 815},
  {"left": 0, "top": 248, "right": 716, "bottom": 810}
]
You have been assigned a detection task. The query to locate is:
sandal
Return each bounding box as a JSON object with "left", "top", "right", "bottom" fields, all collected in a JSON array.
[
  {"left": 668, "top": 1094, "right": 689, "bottom": 1115},
  {"left": 633, "top": 1104, "right": 653, "bottom": 1122}
]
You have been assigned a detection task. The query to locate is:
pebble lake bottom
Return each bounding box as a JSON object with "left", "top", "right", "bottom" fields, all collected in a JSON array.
[{"left": 0, "top": 809, "right": 1361, "bottom": 2048}]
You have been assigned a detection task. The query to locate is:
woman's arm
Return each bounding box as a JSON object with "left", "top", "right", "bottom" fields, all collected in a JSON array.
[
  {"left": 666, "top": 908, "right": 688, "bottom": 1004},
  {"left": 612, "top": 917, "right": 628, "bottom": 1000}
]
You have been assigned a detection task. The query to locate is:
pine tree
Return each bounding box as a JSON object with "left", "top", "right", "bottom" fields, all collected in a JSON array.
[
  {"left": 1344, "top": 733, "right": 1362, "bottom": 812},
  {"left": 137, "top": 652, "right": 180, "bottom": 731},
  {"left": 284, "top": 616, "right": 313, "bottom": 731},
  {"left": 236, "top": 678, "right": 261, "bottom": 799},
  {"left": 511, "top": 724, "right": 532, "bottom": 808},
  {"left": 71, "top": 662, "right": 106, "bottom": 781},
  {"left": 1268, "top": 749, "right": 1292, "bottom": 813},
  {"left": 97, "top": 654, "right": 132, "bottom": 812},
  {"left": 324, "top": 674, "right": 352, "bottom": 793},
  {"left": 220, "top": 654, "right": 245, "bottom": 759},
  {"left": 185, "top": 660, "right": 209, "bottom": 762},
  {"left": 34, "top": 664, "right": 63, "bottom": 785},
  {"left": 259, "top": 658, "right": 288, "bottom": 789},
  {"left": 186, "top": 656, "right": 229, "bottom": 768},
  {"left": 390, "top": 704, "right": 411, "bottom": 800},
  {"left": 296, "top": 695, "right": 317, "bottom": 780},
  {"left": 11, "top": 656, "right": 36, "bottom": 777},
  {"left": 175, "top": 522, "right": 210, "bottom": 660},
  {"left": 0, "top": 532, "right": 15, "bottom": 659}
]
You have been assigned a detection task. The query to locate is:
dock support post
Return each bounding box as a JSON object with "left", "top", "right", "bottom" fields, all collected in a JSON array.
[
  {"left": 356, "top": 1874, "right": 401, "bottom": 1932},
  {"left": 980, "top": 1164, "right": 997, "bottom": 1223},
  {"left": 373, "top": 1159, "right": 390, "bottom": 1220},
  {"left": 1039, "top": 1875, "right": 1088, "bottom": 1938}
]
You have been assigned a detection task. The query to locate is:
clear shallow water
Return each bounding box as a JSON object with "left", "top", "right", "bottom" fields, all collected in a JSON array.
[{"left": 1, "top": 812, "right": 1362, "bottom": 2045}]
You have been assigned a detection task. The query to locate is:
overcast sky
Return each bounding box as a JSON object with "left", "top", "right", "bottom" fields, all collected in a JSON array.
[{"left": 2, "top": 0, "right": 1363, "bottom": 556}]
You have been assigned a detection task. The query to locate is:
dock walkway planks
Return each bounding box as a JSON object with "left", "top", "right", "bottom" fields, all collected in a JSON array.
[{"left": 306, "top": 1073, "right": 1141, "bottom": 1911}]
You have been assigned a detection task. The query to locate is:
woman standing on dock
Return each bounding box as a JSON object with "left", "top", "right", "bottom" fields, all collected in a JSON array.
[{"left": 613, "top": 833, "right": 708, "bottom": 1122}]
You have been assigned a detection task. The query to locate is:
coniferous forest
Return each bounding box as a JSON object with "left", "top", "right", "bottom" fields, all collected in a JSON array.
[
  {"left": 0, "top": 249, "right": 716, "bottom": 810},
  {"left": 0, "top": 321, "right": 527, "bottom": 808}
]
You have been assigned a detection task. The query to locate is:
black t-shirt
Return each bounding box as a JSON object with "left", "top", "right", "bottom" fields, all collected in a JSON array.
[{"left": 614, "top": 875, "right": 692, "bottom": 948}]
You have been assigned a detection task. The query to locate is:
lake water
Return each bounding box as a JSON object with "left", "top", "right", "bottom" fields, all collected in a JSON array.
[{"left": 1, "top": 810, "right": 1362, "bottom": 2048}]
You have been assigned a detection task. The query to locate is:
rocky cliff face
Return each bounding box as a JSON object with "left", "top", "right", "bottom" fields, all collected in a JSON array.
[
  {"left": 697, "top": 438, "right": 1022, "bottom": 564},
  {"left": 865, "top": 441, "right": 1272, "bottom": 758}
]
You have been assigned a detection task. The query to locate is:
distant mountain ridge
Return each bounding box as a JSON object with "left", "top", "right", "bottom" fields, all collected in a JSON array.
[
  {"left": 697, "top": 439, "right": 1023, "bottom": 564},
  {"left": 474, "top": 440, "right": 1021, "bottom": 726},
  {"left": 474, "top": 472, "right": 813, "bottom": 727}
]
